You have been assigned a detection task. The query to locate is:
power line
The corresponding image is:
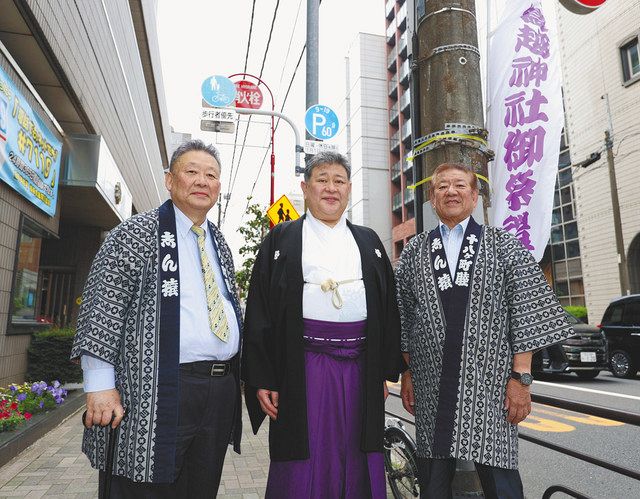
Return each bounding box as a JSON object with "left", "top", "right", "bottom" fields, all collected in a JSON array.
[
  {"left": 222, "top": 0, "right": 281, "bottom": 225},
  {"left": 240, "top": 43, "right": 307, "bottom": 221},
  {"left": 225, "top": 0, "right": 257, "bottom": 209}
]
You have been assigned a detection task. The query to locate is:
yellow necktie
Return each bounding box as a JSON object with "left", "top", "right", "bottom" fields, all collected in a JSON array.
[{"left": 191, "top": 225, "right": 229, "bottom": 342}]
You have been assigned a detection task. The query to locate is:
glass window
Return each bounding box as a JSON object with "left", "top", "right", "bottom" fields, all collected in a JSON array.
[
  {"left": 569, "top": 279, "right": 584, "bottom": 295},
  {"left": 620, "top": 37, "right": 640, "bottom": 83},
  {"left": 555, "top": 280, "right": 569, "bottom": 296},
  {"left": 552, "top": 243, "right": 565, "bottom": 261},
  {"left": 560, "top": 186, "right": 572, "bottom": 205},
  {"left": 566, "top": 240, "right": 580, "bottom": 258},
  {"left": 11, "top": 219, "right": 43, "bottom": 324},
  {"left": 553, "top": 190, "right": 560, "bottom": 208},
  {"left": 623, "top": 302, "right": 640, "bottom": 325},
  {"left": 554, "top": 262, "right": 567, "bottom": 280},
  {"left": 567, "top": 258, "right": 582, "bottom": 276},
  {"left": 552, "top": 208, "right": 562, "bottom": 225},
  {"left": 605, "top": 304, "right": 624, "bottom": 325},
  {"left": 565, "top": 222, "right": 578, "bottom": 240},
  {"left": 551, "top": 226, "right": 563, "bottom": 243},
  {"left": 559, "top": 167, "right": 573, "bottom": 187},
  {"left": 558, "top": 150, "right": 571, "bottom": 168},
  {"left": 562, "top": 204, "right": 574, "bottom": 222}
]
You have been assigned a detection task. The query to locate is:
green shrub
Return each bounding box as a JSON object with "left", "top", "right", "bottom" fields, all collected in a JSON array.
[
  {"left": 27, "top": 327, "right": 82, "bottom": 384},
  {"left": 564, "top": 305, "right": 588, "bottom": 323}
]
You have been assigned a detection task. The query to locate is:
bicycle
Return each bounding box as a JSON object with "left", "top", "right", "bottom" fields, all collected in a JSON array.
[{"left": 384, "top": 417, "right": 420, "bottom": 498}]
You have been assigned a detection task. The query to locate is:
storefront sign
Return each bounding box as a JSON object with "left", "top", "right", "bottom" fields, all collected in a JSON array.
[{"left": 0, "top": 66, "right": 62, "bottom": 216}]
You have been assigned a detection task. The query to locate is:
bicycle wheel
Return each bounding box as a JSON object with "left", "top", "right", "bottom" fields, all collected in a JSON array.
[{"left": 384, "top": 426, "right": 420, "bottom": 498}]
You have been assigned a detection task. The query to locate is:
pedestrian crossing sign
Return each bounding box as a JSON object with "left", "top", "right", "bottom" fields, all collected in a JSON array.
[{"left": 267, "top": 195, "right": 300, "bottom": 225}]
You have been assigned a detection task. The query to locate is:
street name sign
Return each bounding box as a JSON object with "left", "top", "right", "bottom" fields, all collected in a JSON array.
[
  {"left": 267, "top": 194, "right": 300, "bottom": 225},
  {"left": 305, "top": 105, "right": 339, "bottom": 140},
  {"left": 201, "top": 75, "right": 237, "bottom": 107}
]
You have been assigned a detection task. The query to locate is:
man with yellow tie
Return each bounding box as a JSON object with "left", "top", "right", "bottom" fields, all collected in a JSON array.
[{"left": 71, "top": 140, "right": 242, "bottom": 498}]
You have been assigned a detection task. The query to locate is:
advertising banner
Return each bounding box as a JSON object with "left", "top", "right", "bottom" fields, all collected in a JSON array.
[
  {"left": 488, "top": 1, "right": 563, "bottom": 262},
  {"left": 0, "top": 66, "right": 62, "bottom": 216}
]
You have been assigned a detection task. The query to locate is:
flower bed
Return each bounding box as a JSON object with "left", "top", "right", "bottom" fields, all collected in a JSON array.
[{"left": 0, "top": 381, "right": 68, "bottom": 432}]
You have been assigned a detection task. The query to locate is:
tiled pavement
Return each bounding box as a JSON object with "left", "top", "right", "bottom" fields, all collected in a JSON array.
[{"left": 0, "top": 406, "right": 271, "bottom": 498}]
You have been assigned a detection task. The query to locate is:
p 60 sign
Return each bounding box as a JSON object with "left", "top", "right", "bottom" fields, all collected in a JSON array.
[{"left": 305, "top": 105, "right": 339, "bottom": 140}]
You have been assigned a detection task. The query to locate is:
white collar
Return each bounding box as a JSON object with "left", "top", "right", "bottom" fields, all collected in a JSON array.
[
  {"left": 174, "top": 205, "right": 208, "bottom": 241},
  {"left": 305, "top": 210, "right": 349, "bottom": 235},
  {"left": 439, "top": 216, "right": 470, "bottom": 235}
]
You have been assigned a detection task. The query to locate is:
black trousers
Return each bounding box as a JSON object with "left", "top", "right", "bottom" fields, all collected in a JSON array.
[
  {"left": 99, "top": 367, "right": 237, "bottom": 499},
  {"left": 417, "top": 457, "right": 524, "bottom": 499}
]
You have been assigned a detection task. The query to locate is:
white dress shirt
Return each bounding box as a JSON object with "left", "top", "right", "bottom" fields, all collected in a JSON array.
[
  {"left": 301, "top": 211, "right": 367, "bottom": 322},
  {"left": 439, "top": 216, "right": 470, "bottom": 279},
  {"left": 81, "top": 205, "right": 240, "bottom": 392}
]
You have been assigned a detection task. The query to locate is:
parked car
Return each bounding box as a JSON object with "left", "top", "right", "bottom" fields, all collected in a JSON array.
[
  {"left": 532, "top": 311, "right": 608, "bottom": 379},
  {"left": 599, "top": 295, "right": 640, "bottom": 378}
]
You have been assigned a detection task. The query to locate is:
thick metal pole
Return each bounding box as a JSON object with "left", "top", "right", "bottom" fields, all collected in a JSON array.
[
  {"left": 416, "top": 1, "right": 492, "bottom": 219},
  {"left": 306, "top": 0, "right": 319, "bottom": 141},
  {"left": 605, "top": 130, "right": 630, "bottom": 295},
  {"left": 414, "top": 2, "right": 488, "bottom": 494}
]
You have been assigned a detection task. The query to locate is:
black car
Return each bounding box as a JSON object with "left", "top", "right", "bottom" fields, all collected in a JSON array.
[
  {"left": 599, "top": 295, "right": 640, "bottom": 378},
  {"left": 532, "top": 312, "right": 608, "bottom": 379}
]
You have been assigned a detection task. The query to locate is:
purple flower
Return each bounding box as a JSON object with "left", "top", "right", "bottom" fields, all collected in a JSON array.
[
  {"left": 52, "top": 381, "right": 60, "bottom": 389},
  {"left": 17, "top": 393, "right": 27, "bottom": 402},
  {"left": 31, "top": 385, "right": 39, "bottom": 393},
  {"left": 39, "top": 401, "right": 44, "bottom": 408},
  {"left": 9, "top": 385, "right": 17, "bottom": 392}
]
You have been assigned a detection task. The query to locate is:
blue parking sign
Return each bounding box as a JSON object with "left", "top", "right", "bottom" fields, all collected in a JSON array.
[
  {"left": 201, "top": 75, "right": 237, "bottom": 108},
  {"left": 305, "top": 105, "right": 339, "bottom": 140}
]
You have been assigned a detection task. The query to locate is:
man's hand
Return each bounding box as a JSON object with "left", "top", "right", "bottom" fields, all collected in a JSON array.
[
  {"left": 383, "top": 381, "right": 389, "bottom": 401},
  {"left": 85, "top": 389, "right": 124, "bottom": 429},
  {"left": 257, "top": 389, "right": 279, "bottom": 420},
  {"left": 504, "top": 378, "right": 531, "bottom": 425},
  {"left": 400, "top": 371, "right": 415, "bottom": 416}
]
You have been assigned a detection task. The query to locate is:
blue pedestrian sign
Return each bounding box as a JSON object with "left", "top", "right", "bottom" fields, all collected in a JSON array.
[
  {"left": 201, "top": 75, "right": 237, "bottom": 108},
  {"left": 305, "top": 105, "right": 339, "bottom": 140}
]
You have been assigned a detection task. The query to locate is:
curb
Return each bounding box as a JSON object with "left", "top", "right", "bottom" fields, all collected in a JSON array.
[{"left": 0, "top": 390, "right": 85, "bottom": 469}]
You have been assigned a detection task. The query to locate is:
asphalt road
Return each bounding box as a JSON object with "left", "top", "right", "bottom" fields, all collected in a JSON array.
[{"left": 385, "top": 372, "right": 640, "bottom": 499}]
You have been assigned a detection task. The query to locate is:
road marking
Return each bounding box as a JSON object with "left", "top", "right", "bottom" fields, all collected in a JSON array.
[
  {"left": 520, "top": 416, "right": 574, "bottom": 432},
  {"left": 534, "top": 407, "right": 624, "bottom": 427},
  {"left": 533, "top": 381, "right": 640, "bottom": 401}
]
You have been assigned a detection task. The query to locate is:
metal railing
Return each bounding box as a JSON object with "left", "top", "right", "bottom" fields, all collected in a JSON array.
[{"left": 384, "top": 391, "right": 640, "bottom": 498}]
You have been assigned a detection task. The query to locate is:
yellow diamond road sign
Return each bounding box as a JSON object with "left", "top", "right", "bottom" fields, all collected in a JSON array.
[{"left": 267, "top": 195, "right": 300, "bottom": 225}]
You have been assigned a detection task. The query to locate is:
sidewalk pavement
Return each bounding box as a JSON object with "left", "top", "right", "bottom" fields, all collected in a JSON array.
[{"left": 0, "top": 405, "right": 271, "bottom": 498}]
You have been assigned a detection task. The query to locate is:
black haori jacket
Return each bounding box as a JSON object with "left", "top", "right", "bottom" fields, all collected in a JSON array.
[{"left": 242, "top": 215, "right": 403, "bottom": 461}]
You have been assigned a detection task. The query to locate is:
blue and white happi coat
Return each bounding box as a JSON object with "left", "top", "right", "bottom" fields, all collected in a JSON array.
[
  {"left": 71, "top": 200, "right": 243, "bottom": 483},
  {"left": 395, "top": 220, "right": 573, "bottom": 469}
]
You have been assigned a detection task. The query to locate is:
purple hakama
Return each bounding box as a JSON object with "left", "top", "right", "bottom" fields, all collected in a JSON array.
[{"left": 265, "top": 318, "right": 386, "bottom": 499}]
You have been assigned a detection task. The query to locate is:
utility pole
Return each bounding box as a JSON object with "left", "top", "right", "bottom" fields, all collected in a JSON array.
[
  {"left": 605, "top": 130, "right": 630, "bottom": 295},
  {"left": 414, "top": 0, "right": 493, "bottom": 228},
  {"left": 306, "top": 0, "right": 319, "bottom": 142}
]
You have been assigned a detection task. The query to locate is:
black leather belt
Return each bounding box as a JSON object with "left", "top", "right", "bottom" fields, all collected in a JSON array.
[{"left": 180, "top": 359, "right": 234, "bottom": 377}]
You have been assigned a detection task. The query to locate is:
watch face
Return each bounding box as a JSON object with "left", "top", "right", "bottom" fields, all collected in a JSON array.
[{"left": 520, "top": 373, "right": 534, "bottom": 385}]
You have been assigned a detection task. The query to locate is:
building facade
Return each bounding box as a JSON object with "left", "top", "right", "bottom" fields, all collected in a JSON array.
[
  {"left": 385, "top": 0, "right": 415, "bottom": 261},
  {"left": 343, "top": 33, "right": 392, "bottom": 255},
  {"left": 555, "top": 0, "right": 640, "bottom": 321},
  {"left": 0, "top": 0, "right": 169, "bottom": 386}
]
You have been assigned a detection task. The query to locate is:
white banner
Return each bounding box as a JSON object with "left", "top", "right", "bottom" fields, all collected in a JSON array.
[{"left": 488, "top": 1, "right": 563, "bottom": 262}]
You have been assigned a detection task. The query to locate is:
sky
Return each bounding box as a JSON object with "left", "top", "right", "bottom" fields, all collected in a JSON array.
[{"left": 156, "top": 0, "right": 558, "bottom": 261}]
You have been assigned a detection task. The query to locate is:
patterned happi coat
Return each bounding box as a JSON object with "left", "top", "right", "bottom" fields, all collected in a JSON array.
[
  {"left": 395, "top": 219, "right": 573, "bottom": 469},
  {"left": 71, "top": 200, "right": 243, "bottom": 483}
]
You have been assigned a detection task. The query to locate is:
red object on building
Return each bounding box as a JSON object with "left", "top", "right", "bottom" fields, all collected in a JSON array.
[
  {"left": 559, "top": 0, "right": 606, "bottom": 15},
  {"left": 234, "top": 80, "right": 263, "bottom": 109}
]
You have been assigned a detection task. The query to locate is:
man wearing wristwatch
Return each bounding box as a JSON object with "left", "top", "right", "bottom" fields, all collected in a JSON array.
[{"left": 396, "top": 163, "right": 573, "bottom": 498}]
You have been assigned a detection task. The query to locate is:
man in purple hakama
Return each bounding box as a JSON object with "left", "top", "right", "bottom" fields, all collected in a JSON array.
[{"left": 242, "top": 152, "right": 403, "bottom": 498}]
